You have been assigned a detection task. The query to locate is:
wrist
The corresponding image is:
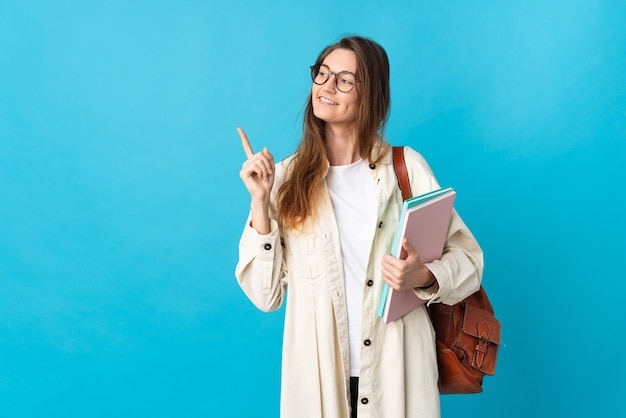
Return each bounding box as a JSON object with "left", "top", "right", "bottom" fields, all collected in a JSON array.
[
  {"left": 417, "top": 277, "right": 437, "bottom": 290},
  {"left": 416, "top": 267, "right": 437, "bottom": 290},
  {"left": 250, "top": 198, "right": 269, "bottom": 210},
  {"left": 249, "top": 200, "right": 271, "bottom": 235}
]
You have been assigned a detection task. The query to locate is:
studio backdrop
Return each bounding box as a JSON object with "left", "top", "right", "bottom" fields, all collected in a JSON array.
[{"left": 1, "top": 0, "right": 625, "bottom": 417}]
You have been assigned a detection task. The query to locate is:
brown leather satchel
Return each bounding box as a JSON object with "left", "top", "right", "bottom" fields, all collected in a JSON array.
[{"left": 392, "top": 146, "right": 501, "bottom": 394}]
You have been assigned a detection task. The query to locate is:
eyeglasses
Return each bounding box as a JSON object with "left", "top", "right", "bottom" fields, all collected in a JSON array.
[{"left": 310, "top": 64, "right": 357, "bottom": 93}]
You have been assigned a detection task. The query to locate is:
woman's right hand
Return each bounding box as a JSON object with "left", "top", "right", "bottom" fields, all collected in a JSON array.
[
  {"left": 238, "top": 127, "right": 275, "bottom": 204},
  {"left": 238, "top": 128, "right": 274, "bottom": 235}
]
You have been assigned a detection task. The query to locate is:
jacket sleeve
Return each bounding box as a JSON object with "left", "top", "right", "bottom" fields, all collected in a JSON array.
[
  {"left": 235, "top": 217, "right": 287, "bottom": 312},
  {"left": 417, "top": 209, "right": 484, "bottom": 305},
  {"left": 402, "top": 147, "right": 484, "bottom": 305}
]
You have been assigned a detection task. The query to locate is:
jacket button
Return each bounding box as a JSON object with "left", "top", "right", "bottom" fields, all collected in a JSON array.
[
  {"left": 378, "top": 221, "right": 383, "bottom": 228},
  {"left": 263, "top": 243, "right": 272, "bottom": 251},
  {"left": 361, "top": 398, "right": 369, "bottom": 404},
  {"left": 369, "top": 163, "right": 376, "bottom": 169},
  {"left": 364, "top": 339, "right": 371, "bottom": 346},
  {"left": 367, "top": 280, "right": 373, "bottom": 287}
]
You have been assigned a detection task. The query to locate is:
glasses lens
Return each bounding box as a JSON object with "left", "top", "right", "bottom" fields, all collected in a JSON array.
[
  {"left": 311, "top": 65, "right": 328, "bottom": 85},
  {"left": 336, "top": 72, "right": 356, "bottom": 92}
]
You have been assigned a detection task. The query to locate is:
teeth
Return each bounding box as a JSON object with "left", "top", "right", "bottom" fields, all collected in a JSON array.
[{"left": 320, "top": 96, "right": 337, "bottom": 105}]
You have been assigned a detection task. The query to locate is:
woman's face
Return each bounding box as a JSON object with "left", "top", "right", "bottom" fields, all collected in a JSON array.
[{"left": 311, "top": 48, "right": 359, "bottom": 131}]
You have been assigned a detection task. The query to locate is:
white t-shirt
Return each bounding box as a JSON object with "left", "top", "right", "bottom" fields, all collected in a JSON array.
[{"left": 326, "top": 159, "right": 377, "bottom": 377}]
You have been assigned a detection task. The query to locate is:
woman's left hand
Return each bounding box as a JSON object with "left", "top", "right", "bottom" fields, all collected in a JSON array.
[{"left": 381, "top": 239, "right": 437, "bottom": 291}]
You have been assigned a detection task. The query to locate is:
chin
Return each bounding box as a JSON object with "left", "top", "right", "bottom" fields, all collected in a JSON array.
[{"left": 312, "top": 109, "right": 331, "bottom": 123}]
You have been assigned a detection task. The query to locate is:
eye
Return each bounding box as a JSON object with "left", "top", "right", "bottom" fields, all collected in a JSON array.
[
  {"left": 338, "top": 73, "right": 355, "bottom": 86},
  {"left": 317, "top": 64, "right": 332, "bottom": 77}
]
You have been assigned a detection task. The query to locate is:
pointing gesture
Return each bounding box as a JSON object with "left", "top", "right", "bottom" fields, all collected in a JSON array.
[
  {"left": 239, "top": 127, "right": 255, "bottom": 158},
  {"left": 238, "top": 127, "right": 275, "bottom": 205}
]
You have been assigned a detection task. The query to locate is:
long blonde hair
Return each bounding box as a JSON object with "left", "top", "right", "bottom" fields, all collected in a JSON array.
[{"left": 277, "top": 36, "right": 391, "bottom": 230}]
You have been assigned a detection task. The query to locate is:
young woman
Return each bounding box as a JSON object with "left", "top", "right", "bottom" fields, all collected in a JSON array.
[{"left": 236, "top": 35, "right": 483, "bottom": 418}]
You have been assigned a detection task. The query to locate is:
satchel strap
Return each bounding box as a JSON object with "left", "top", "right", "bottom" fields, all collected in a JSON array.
[{"left": 392, "top": 146, "right": 412, "bottom": 201}]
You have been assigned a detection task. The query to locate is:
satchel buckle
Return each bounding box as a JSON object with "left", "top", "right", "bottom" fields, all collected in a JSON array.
[{"left": 472, "top": 321, "right": 493, "bottom": 369}]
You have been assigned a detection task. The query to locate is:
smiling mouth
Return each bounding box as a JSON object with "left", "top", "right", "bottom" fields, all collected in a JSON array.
[{"left": 319, "top": 96, "right": 338, "bottom": 105}]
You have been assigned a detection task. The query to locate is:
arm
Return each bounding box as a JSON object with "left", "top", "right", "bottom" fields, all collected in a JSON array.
[
  {"left": 235, "top": 127, "right": 287, "bottom": 311},
  {"left": 382, "top": 147, "right": 483, "bottom": 305},
  {"left": 235, "top": 217, "right": 287, "bottom": 312},
  {"left": 404, "top": 147, "right": 483, "bottom": 304}
]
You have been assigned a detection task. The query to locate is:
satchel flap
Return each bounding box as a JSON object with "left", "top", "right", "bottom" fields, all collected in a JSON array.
[{"left": 461, "top": 303, "right": 501, "bottom": 345}]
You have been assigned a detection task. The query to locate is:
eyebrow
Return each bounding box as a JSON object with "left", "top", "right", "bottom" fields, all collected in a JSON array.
[{"left": 320, "top": 63, "right": 356, "bottom": 74}]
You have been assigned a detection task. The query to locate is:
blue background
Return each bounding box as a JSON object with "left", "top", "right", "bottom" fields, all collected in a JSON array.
[{"left": 1, "top": 0, "right": 625, "bottom": 417}]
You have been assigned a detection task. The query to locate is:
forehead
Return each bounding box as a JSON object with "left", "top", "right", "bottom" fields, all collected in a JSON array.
[{"left": 321, "top": 48, "right": 357, "bottom": 73}]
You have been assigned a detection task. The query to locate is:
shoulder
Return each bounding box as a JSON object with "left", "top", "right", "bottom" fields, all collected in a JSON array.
[
  {"left": 398, "top": 145, "right": 441, "bottom": 192},
  {"left": 401, "top": 146, "right": 431, "bottom": 171}
]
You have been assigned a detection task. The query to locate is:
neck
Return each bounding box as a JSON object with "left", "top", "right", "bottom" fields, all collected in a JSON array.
[{"left": 325, "top": 127, "right": 360, "bottom": 166}]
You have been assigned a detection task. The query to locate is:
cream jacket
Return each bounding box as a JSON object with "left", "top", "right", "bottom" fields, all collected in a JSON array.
[{"left": 236, "top": 142, "right": 483, "bottom": 418}]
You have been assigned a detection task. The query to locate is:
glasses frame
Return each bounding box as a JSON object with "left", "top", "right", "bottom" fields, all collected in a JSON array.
[{"left": 310, "top": 64, "right": 358, "bottom": 93}]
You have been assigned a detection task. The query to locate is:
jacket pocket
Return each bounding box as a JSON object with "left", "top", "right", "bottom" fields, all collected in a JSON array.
[{"left": 283, "top": 232, "right": 323, "bottom": 281}]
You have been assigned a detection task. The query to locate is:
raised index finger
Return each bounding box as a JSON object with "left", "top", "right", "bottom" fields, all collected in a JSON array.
[{"left": 237, "top": 127, "right": 254, "bottom": 158}]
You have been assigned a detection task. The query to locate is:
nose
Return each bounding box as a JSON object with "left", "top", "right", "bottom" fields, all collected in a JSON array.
[{"left": 322, "top": 73, "right": 337, "bottom": 93}]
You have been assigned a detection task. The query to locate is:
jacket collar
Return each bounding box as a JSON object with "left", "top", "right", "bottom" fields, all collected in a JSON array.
[
  {"left": 320, "top": 139, "right": 393, "bottom": 177},
  {"left": 372, "top": 140, "right": 393, "bottom": 166}
]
